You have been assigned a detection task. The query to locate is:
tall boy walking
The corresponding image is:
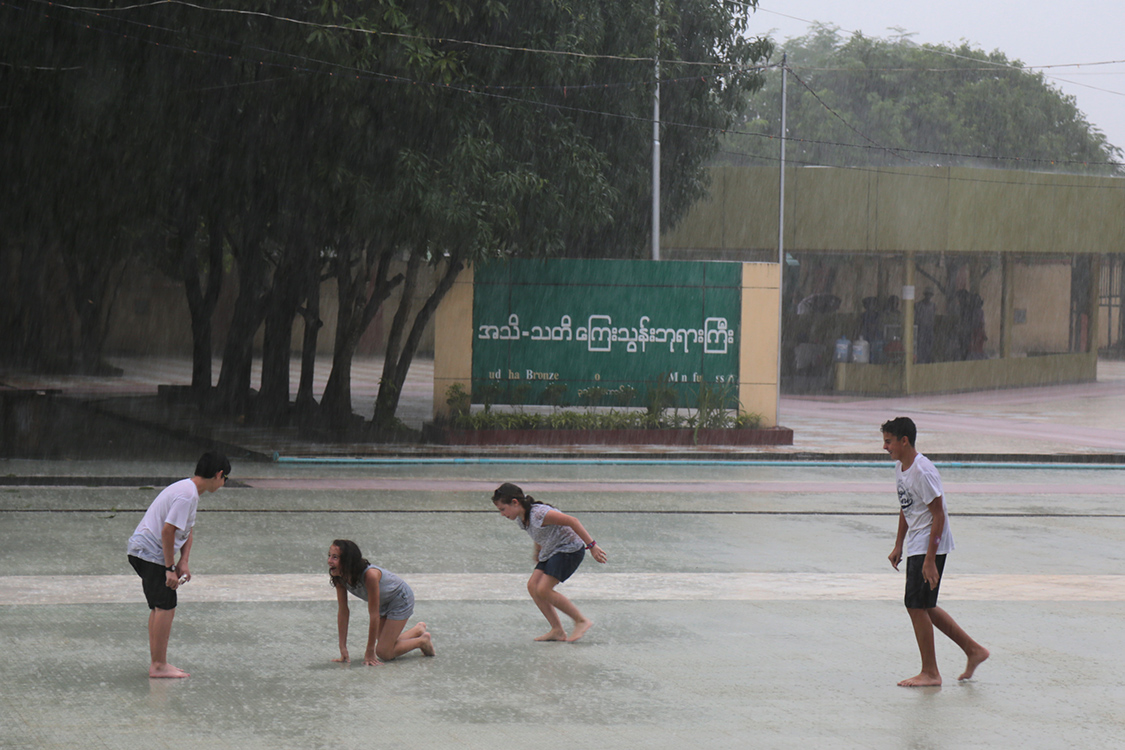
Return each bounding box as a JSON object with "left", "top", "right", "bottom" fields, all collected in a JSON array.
[{"left": 882, "top": 417, "right": 989, "bottom": 687}]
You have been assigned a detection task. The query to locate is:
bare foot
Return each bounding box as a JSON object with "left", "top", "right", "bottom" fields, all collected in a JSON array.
[
  {"left": 898, "top": 672, "right": 941, "bottom": 687},
  {"left": 150, "top": 663, "right": 189, "bottom": 679},
  {"left": 568, "top": 619, "right": 593, "bottom": 642},
  {"left": 534, "top": 629, "right": 568, "bottom": 642},
  {"left": 419, "top": 632, "right": 435, "bottom": 657},
  {"left": 959, "top": 647, "right": 990, "bottom": 681},
  {"left": 403, "top": 622, "right": 427, "bottom": 639}
]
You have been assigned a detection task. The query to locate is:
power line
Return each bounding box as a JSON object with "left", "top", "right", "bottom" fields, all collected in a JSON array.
[
  {"left": 784, "top": 65, "right": 917, "bottom": 164},
  {"left": 751, "top": 8, "right": 1125, "bottom": 103},
  {"left": 8, "top": 0, "right": 1124, "bottom": 175},
  {"left": 38, "top": 0, "right": 748, "bottom": 69}
]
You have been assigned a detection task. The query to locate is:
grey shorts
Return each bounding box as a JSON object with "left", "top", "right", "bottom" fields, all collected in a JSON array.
[{"left": 381, "top": 583, "right": 415, "bottom": 621}]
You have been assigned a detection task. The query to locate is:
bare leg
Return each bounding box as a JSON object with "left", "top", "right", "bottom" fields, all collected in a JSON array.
[
  {"left": 527, "top": 571, "right": 568, "bottom": 641},
  {"left": 527, "top": 570, "right": 592, "bottom": 642},
  {"left": 929, "top": 606, "right": 989, "bottom": 680},
  {"left": 374, "top": 618, "right": 435, "bottom": 662},
  {"left": 148, "top": 608, "right": 189, "bottom": 678},
  {"left": 899, "top": 608, "right": 941, "bottom": 687}
]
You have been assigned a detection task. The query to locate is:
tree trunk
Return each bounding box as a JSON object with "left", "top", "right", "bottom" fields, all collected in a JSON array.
[
  {"left": 216, "top": 242, "right": 268, "bottom": 417},
  {"left": 182, "top": 217, "right": 225, "bottom": 394},
  {"left": 321, "top": 241, "right": 402, "bottom": 431},
  {"left": 371, "top": 253, "right": 421, "bottom": 430},
  {"left": 258, "top": 299, "right": 294, "bottom": 424},
  {"left": 64, "top": 236, "right": 127, "bottom": 375},
  {"left": 371, "top": 256, "right": 463, "bottom": 431},
  {"left": 296, "top": 270, "right": 322, "bottom": 414}
]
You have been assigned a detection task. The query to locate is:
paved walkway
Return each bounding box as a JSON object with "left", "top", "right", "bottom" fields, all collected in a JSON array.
[
  {"left": 4, "top": 356, "right": 1125, "bottom": 459},
  {"left": 2, "top": 462, "right": 1124, "bottom": 749}
]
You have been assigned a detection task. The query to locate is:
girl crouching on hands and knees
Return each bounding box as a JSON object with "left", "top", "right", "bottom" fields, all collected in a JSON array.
[
  {"left": 327, "top": 539, "right": 434, "bottom": 665},
  {"left": 492, "top": 482, "right": 608, "bottom": 642}
]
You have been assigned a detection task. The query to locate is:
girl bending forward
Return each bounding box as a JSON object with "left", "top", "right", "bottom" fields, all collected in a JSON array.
[
  {"left": 327, "top": 539, "right": 434, "bottom": 665},
  {"left": 492, "top": 482, "right": 607, "bottom": 642}
]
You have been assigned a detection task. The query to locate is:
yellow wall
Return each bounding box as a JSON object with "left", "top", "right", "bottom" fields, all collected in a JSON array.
[
  {"left": 739, "top": 263, "right": 780, "bottom": 426},
  {"left": 1010, "top": 262, "right": 1073, "bottom": 353},
  {"left": 105, "top": 259, "right": 442, "bottom": 357},
  {"left": 432, "top": 265, "right": 474, "bottom": 420},
  {"left": 835, "top": 352, "right": 1095, "bottom": 395}
]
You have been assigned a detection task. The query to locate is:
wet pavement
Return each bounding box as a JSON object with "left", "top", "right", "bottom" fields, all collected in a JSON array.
[
  {"left": 2, "top": 357, "right": 1125, "bottom": 748},
  {"left": 2, "top": 460, "right": 1124, "bottom": 749}
]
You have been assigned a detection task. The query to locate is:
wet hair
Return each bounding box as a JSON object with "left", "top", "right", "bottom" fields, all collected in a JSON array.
[
  {"left": 491, "top": 482, "right": 545, "bottom": 525},
  {"left": 195, "top": 451, "right": 231, "bottom": 481},
  {"left": 328, "top": 539, "right": 370, "bottom": 589},
  {"left": 881, "top": 417, "right": 917, "bottom": 447}
]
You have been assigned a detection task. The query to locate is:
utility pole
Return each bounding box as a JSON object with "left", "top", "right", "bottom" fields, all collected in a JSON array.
[
  {"left": 652, "top": 0, "right": 661, "bottom": 261},
  {"left": 775, "top": 54, "right": 787, "bottom": 423}
]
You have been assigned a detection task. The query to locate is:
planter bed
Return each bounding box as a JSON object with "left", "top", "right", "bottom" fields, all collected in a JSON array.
[{"left": 433, "top": 426, "right": 793, "bottom": 446}]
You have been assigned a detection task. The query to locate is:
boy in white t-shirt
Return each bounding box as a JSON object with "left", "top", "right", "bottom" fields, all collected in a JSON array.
[
  {"left": 126, "top": 452, "right": 229, "bottom": 678},
  {"left": 882, "top": 417, "right": 989, "bottom": 687}
]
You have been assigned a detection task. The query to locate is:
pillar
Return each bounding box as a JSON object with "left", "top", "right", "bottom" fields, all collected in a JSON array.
[{"left": 903, "top": 252, "right": 915, "bottom": 394}]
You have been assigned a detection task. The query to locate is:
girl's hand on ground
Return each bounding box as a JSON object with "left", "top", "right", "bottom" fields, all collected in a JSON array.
[
  {"left": 363, "top": 656, "right": 383, "bottom": 667},
  {"left": 332, "top": 651, "right": 349, "bottom": 663},
  {"left": 591, "top": 544, "right": 607, "bottom": 563}
]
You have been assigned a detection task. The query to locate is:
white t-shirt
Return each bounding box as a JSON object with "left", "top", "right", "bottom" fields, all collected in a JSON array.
[
  {"left": 126, "top": 478, "right": 199, "bottom": 565},
  {"left": 896, "top": 454, "right": 955, "bottom": 557}
]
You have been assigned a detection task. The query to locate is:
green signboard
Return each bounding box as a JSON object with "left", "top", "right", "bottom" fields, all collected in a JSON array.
[{"left": 472, "top": 258, "right": 741, "bottom": 409}]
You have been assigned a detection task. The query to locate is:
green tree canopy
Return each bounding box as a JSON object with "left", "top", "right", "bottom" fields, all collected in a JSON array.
[
  {"left": 724, "top": 25, "right": 1122, "bottom": 175},
  {"left": 1, "top": 0, "right": 772, "bottom": 433}
]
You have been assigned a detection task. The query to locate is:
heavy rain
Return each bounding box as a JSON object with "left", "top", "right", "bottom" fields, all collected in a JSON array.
[{"left": 3, "top": 1, "right": 1125, "bottom": 748}]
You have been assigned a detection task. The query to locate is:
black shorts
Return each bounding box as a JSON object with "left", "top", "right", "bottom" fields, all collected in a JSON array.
[
  {"left": 536, "top": 548, "right": 585, "bottom": 583},
  {"left": 904, "top": 554, "right": 946, "bottom": 609},
  {"left": 128, "top": 555, "right": 177, "bottom": 610}
]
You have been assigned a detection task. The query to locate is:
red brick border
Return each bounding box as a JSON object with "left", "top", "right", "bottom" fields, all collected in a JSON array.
[{"left": 435, "top": 427, "right": 793, "bottom": 446}]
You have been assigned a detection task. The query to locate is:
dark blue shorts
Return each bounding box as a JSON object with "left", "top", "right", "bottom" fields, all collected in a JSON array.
[
  {"left": 904, "top": 554, "right": 946, "bottom": 609},
  {"left": 129, "top": 555, "right": 177, "bottom": 610},
  {"left": 536, "top": 548, "right": 585, "bottom": 583}
]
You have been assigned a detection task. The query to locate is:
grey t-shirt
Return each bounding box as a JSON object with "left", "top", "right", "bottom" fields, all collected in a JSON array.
[
  {"left": 345, "top": 564, "right": 409, "bottom": 611},
  {"left": 521, "top": 503, "right": 584, "bottom": 561}
]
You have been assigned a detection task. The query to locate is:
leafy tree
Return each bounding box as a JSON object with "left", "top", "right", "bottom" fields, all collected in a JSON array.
[
  {"left": 0, "top": 3, "right": 158, "bottom": 372},
  {"left": 726, "top": 25, "right": 1122, "bottom": 174},
  {"left": 311, "top": 0, "right": 772, "bottom": 430},
  {"left": 2, "top": 0, "right": 772, "bottom": 435}
]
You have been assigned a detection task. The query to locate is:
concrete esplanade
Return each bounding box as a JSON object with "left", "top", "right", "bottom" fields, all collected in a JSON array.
[{"left": 3, "top": 357, "right": 1125, "bottom": 748}]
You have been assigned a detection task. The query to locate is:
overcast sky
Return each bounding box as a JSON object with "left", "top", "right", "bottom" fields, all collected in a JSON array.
[{"left": 747, "top": 0, "right": 1125, "bottom": 158}]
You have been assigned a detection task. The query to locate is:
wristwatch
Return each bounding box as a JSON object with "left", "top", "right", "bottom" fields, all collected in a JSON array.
[{"left": 165, "top": 565, "right": 176, "bottom": 572}]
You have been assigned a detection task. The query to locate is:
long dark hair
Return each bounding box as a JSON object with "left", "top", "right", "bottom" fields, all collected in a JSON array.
[
  {"left": 329, "top": 538, "right": 369, "bottom": 589},
  {"left": 492, "top": 482, "right": 546, "bottom": 526}
]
